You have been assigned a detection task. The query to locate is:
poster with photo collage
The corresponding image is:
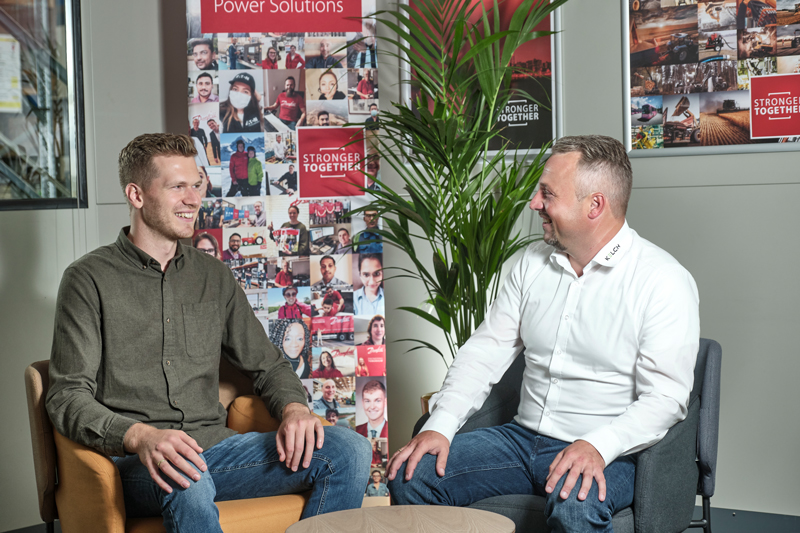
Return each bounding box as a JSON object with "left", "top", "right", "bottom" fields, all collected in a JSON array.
[
  {"left": 627, "top": 0, "right": 800, "bottom": 151},
  {"left": 186, "top": 0, "right": 390, "bottom": 503}
]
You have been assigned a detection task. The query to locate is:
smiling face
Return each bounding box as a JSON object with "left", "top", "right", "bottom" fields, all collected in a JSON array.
[
  {"left": 196, "top": 76, "right": 213, "bottom": 100},
  {"left": 288, "top": 206, "right": 299, "bottom": 224},
  {"left": 136, "top": 156, "right": 203, "bottom": 242},
  {"left": 254, "top": 201, "right": 262, "bottom": 215},
  {"left": 360, "top": 258, "right": 383, "bottom": 296},
  {"left": 319, "top": 72, "right": 338, "bottom": 98},
  {"left": 268, "top": 47, "right": 277, "bottom": 60},
  {"left": 321, "top": 352, "right": 332, "bottom": 368},
  {"left": 320, "top": 257, "right": 336, "bottom": 283},
  {"left": 322, "top": 379, "right": 336, "bottom": 401},
  {"left": 372, "top": 471, "right": 382, "bottom": 483},
  {"left": 228, "top": 234, "right": 241, "bottom": 252},
  {"left": 282, "top": 322, "right": 305, "bottom": 360},
  {"left": 283, "top": 288, "right": 297, "bottom": 305},
  {"left": 370, "top": 318, "right": 385, "bottom": 343},
  {"left": 358, "top": 357, "right": 365, "bottom": 367},
  {"left": 528, "top": 152, "right": 588, "bottom": 254},
  {"left": 338, "top": 229, "right": 350, "bottom": 246},
  {"left": 284, "top": 77, "right": 296, "bottom": 96},
  {"left": 192, "top": 43, "right": 214, "bottom": 69},
  {"left": 192, "top": 118, "right": 200, "bottom": 130},
  {"left": 362, "top": 388, "right": 386, "bottom": 425},
  {"left": 207, "top": 119, "right": 219, "bottom": 133},
  {"left": 326, "top": 410, "right": 338, "bottom": 423}
]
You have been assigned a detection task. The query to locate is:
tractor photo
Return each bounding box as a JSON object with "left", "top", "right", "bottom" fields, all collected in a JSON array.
[
  {"left": 241, "top": 234, "right": 265, "bottom": 246},
  {"left": 662, "top": 33, "right": 695, "bottom": 63},
  {"left": 717, "top": 99, "right": 741, "bottom": 114},
  {"left": 705, "top": 33, "right": 723, "bottom": 51},
  {"left": 663, "top": 96, "right": 700, "bottom": 144}
]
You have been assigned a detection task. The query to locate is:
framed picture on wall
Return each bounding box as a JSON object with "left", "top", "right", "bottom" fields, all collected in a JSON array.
[
  {"left": 0, "top": 1, "right": 88, "bottom": 210},
  {"left": 399, "top": 0, "right": 564, "bottom": 155},
  {"left": 623, "top": 0, "right": 800, "bottom": 156}
]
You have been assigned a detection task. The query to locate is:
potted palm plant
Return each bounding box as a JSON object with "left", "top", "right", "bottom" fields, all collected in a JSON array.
[{"left": 358, "top": 0, "right": 567, "bottom": 366}]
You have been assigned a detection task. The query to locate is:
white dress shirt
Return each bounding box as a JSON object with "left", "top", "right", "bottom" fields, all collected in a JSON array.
[{"left": 421, "top": 222, "right": 700, "bottom": 466}]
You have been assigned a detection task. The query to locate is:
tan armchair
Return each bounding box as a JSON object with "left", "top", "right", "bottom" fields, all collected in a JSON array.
[{"left": 25, "top": 359, "right": 329, "bottom": 533}]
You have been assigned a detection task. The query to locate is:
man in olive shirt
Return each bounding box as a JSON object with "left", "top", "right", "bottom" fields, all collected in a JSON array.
[{"left": 46, "top": 134, "right": 370, "bottom": 533}]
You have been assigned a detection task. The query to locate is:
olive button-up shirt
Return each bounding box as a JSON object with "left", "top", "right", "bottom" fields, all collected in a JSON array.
[{"left": 46, "top": 227, "right": 307, "bottom": 457}]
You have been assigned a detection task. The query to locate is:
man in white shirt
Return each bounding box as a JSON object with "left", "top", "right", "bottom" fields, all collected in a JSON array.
[{"left": 386, "top": 136, "right": 700, "bottom": 532}]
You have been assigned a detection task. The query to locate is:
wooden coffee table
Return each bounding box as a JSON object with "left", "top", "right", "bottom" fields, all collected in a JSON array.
[{"left": 286, "top": 505, "right": 515, "bottom": 532}]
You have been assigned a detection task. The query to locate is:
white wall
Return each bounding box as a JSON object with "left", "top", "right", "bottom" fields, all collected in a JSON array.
[
  {"left": 1, "top": 0, "right": 798, "bottom": 530},
  {"left": 0, "top": 1, "right": 164, "bottom": 530}
]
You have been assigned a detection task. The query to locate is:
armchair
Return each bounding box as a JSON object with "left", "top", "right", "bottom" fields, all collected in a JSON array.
[
  {"left": 25, "top": 358, "right": 327, "bottom": 533},
  {"left": 412, "top": 338, "right": 722, "bottom": 533}
]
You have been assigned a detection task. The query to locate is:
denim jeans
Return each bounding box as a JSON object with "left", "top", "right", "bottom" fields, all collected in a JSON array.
[
  {"left": 280, "top": 119, "right": 297, "bottom": 130},
  {"left": 112, "top": 426, "right": 370, "bottom": 533},
  {"left": 388, "top": 422, "right": 635, "bottom": 533}
]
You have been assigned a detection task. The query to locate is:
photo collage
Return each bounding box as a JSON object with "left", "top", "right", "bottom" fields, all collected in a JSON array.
[
  {"left": 629, "top": 0, "right": 800, "bottom": 149},
  {"left": 186, "top": 0, "right": 390, "bottom": 501}
]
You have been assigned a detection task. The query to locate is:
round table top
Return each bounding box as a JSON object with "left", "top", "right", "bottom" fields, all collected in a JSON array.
[{"left": 286, "top": 505, "right": 516, "bottom": 533}]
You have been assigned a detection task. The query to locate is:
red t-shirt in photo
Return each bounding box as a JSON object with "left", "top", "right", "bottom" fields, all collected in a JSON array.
[
  {"left": 277, "top": 92, "right": 305, "bottom": 122},
  {"left": 285, "top": 54, "right": 305, "bottom": 69}
]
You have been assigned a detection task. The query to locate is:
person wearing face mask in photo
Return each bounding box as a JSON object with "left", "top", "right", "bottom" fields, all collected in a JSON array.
[
  {"left": 220, "top": 73, "right": 264, "bottom": 133},
  {"left": 269, "top": 319, "right": 311, "bottom": 379},
  {"left": 365, "top": 103, "right": 379, "bottom": 131},
  {"left": 318, "top": 70, "right": 345, "bottom": 100},
  {"left": 263, "top": 46, "right": 279, "bottom": 69},
  {"left": 227, "top": 140, "right": 249, "bottom": 197}
]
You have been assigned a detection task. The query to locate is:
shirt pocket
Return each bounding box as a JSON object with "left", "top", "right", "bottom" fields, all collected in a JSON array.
[{"left": 182, "top": 301, "right": 223, "bottom": 358}]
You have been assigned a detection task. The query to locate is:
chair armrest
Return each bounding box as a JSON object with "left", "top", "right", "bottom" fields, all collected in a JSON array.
[
  {"left": 227, "top": 395, "right": 331, "bottom": 434},
  {"left": 53, "top": 431, "right": 126, "bottom": 533},
  {"left": 632, "top": 397, "right": 700, "bottom": 533}
]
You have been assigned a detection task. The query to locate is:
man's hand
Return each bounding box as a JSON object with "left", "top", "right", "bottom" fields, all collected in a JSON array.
[
  {"left": 546, "top": 440, "right": 606, "bottom": 502},
  {"left": 123, "top": 423, "right": 206, "bottom": 494},
  {"left": 276, "top": 402, "right": 324, "bottom": 472},
  {"left": 386, "top": 430, "right": 450, "bottom": 481}
]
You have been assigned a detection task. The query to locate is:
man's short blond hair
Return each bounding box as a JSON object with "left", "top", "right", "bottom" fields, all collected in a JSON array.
[
  {"left": 118, "top": 133, "right": 197, "bottom": 198},
  {"left": 552, "top": 135, "right": 632, "bottom": 218}
]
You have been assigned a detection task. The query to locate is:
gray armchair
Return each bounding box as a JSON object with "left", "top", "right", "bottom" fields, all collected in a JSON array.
[{"left": 412, "top": 338, "right": 722, "bottom": 533}]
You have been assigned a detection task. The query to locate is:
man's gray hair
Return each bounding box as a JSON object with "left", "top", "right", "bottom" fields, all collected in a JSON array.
[{"left": 552, "top": 135, "right": 632, "bottom": 218}]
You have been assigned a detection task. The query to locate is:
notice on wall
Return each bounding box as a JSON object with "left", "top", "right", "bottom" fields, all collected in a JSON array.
[
  {"left": 0, "top": 35, "right": 22, "bottom": 113},
  {"left": 626, "top": 0, "right": 800, "bottom": 152},
  {"left": 186, "top": 0, "right": 390, "bottom": 503}
]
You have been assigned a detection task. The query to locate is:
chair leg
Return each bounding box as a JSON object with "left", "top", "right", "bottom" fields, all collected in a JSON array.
[{"left": 688, "top": 496, "right": 711, "bottom": 533}]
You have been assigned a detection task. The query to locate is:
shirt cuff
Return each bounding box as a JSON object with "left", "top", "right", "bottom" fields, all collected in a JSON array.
[
  {"left": 104, "top": 414, "right": 142, "bottom": 457},
  {"left": 577, "top": 426, "right": 624, "bottom": 467},
  {"left": 419, "top": 409, "right": 461, "bottom": 444}
]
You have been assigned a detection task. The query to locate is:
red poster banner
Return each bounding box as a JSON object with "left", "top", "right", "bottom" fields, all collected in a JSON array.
[
  {"left": 200, "top": 0, "right": 362, "bottom": 33},
  {"left": 298, "top": 127, "right": 365, "bottom": 198},
  {"left": 750, "top": 73, "right": 800, "bottom": 139}
]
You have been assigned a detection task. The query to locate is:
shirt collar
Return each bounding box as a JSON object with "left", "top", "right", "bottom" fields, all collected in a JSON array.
[
  {"left": 115, "top": 226, "right": 186, "bottom": 272},
  {"left": 549, "top": 221, "right": 632, "bottom": 272},
  {"left": 591, "top": 221, "right": 632, "bottom": 268}
]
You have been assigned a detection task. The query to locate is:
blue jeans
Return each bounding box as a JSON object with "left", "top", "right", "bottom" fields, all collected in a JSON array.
[
  {"left": 112, "top": 426, "right": 370, "bottom": 533},
  {"left": 388, "top": 423, "right": 635, "bottom": 533}
]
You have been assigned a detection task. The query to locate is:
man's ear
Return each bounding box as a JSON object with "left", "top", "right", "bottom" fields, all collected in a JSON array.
[
  {"left": 587, "top": 192, "right": 606, "bottom": 220},
  {"left": 125, "top": 183, "right": 144, "bottom": 209}
]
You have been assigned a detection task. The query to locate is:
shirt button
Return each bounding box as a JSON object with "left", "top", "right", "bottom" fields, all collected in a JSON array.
[
  {"left": 141, "top": 265, "right": 147, "bottom": 270},
  {"left": 553, "top": 378, "right": 558, "bottom": 384},
  {"left": 166, "top": 360, "right": 171, "bottom": 366},
  {"left": 556, "top": 349, "right": 562, "bottom": 355},
  {"left": 166, "top": 318, "right": 170, "bottom": 323},
  {"left": 564, "top": 314, "right": 569, "bottom": 321},
  {"left": 173, "top": 400, "right": 178, "bottom": 406},
  {"left": 545, "top": 411, "right": 550, "bottom": 417}
]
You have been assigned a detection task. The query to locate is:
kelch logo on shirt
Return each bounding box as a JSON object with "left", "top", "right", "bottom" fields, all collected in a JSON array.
[{"left": 605, "top": 244, "right": 621, "bottom": 261}]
